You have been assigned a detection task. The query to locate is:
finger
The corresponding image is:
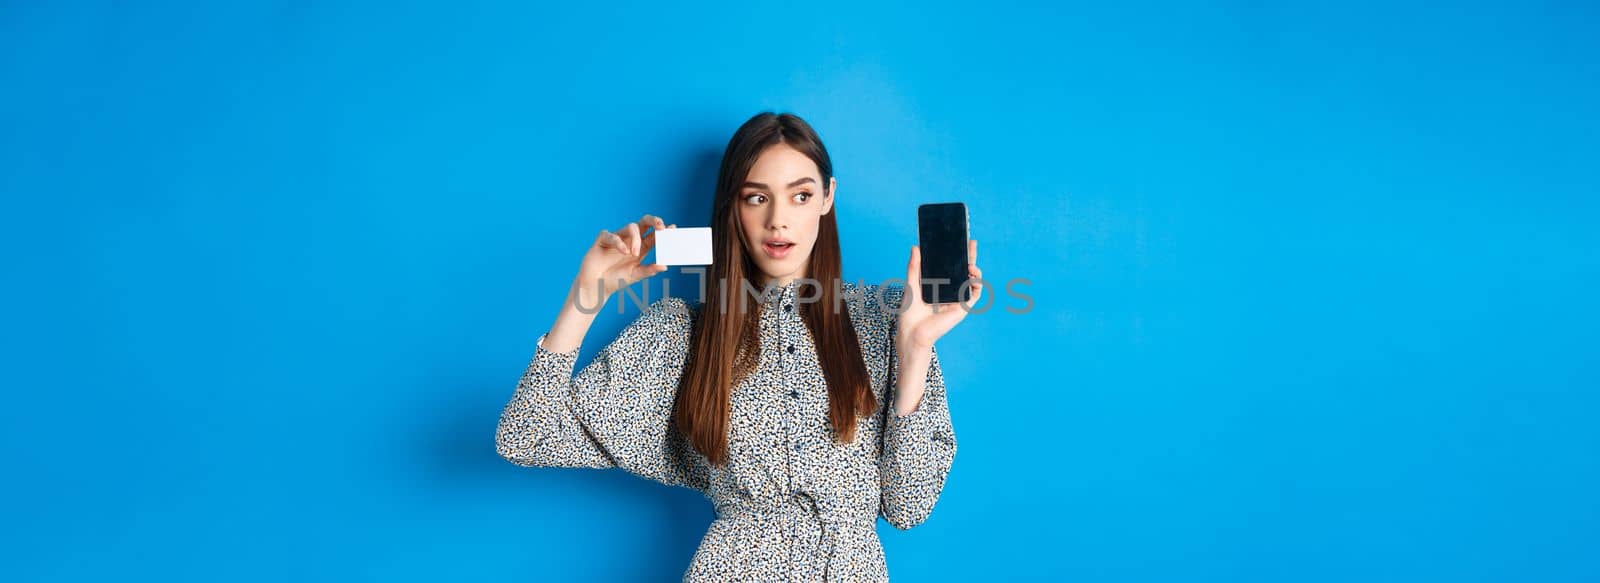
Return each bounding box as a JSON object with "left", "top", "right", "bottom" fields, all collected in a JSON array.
[
  {"left": 963, "top": 266, "right": 984, "bottom": 309},
  {"left": 601, "top": 230, "right": 627, "bottom": 254},
  {"left": 631, "top": 262, "right": 669, "bottom": 280},
  {"left": 622, "top": 222, "right": 641, "bottom": 256},
  {"left": 630, "top": 214, "right": 666, "bottom": 243},
  {"left": 935, "top": 299, "right": 970, "bottom": 325},
  {"left": 638, "top": 227, "right": 662, "bottom": 261},
  {"left": 614, "top": 219, "right": 647, "bottom": 251},
  {"left": 959, "top": 240, "right": 981, "bottom": 309},
  {"left": 634, "top": 220, "right": 676, "bottom": 264}
]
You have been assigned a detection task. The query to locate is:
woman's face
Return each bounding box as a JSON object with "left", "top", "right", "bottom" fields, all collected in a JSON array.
[{"left": 736, "top": 143, "right": 836, "bottom": 286}]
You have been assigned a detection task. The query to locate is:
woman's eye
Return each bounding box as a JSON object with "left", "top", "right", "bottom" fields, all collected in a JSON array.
[
  {"left": 743, "top": 193, "right": 767, "bottom": 205},
  {"left": 792, "top": 192, "right": 812, "bottom": 203}
]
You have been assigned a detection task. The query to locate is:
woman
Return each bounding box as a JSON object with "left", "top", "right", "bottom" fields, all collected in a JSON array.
[{"left": 496, "top": 112, "right": 983, "bottom": 582}]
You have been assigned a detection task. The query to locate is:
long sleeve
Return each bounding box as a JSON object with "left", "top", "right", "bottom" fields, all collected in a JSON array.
[
  {"left": 495, "top": 296, "right": 707, "bottom": 492},
  {"left": 877, "top": 286, "right": 958, "bottom": 530}
]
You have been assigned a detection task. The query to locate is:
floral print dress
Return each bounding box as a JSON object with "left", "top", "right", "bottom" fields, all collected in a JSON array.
[{"left": 496, "top": 280, "right": 956, "bottom": 582}]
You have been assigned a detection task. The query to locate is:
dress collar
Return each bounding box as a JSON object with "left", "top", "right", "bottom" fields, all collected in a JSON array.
[{"left": 758, "top": 279, "right": 802, "bottom": 306}]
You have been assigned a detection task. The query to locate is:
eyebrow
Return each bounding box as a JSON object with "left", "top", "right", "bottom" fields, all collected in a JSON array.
[{"left": 741, "top": 177, "right": 816, "bottom": 190}]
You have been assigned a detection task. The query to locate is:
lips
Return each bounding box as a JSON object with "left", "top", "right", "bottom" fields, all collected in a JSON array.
[{"left": 762, "top": 238, "right": 795, "bottom": 259}]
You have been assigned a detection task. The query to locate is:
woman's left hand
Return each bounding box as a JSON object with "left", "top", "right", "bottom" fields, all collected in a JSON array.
[{"left": 897, "top": 239, "right": 983, "bottom": 352}]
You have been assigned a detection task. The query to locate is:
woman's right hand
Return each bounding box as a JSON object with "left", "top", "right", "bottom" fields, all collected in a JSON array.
[{"left": 569, "top": 214, "right": 676, "bottom": 309}]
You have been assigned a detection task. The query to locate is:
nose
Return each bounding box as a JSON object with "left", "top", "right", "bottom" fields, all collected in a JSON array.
[{"left": 765, "top": 202, "right": 789, "bottom": 232}]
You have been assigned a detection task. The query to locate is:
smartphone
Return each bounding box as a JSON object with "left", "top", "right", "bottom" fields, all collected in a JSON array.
[{"left": 916, "top": 202, "right": 971, "bottom": 304}]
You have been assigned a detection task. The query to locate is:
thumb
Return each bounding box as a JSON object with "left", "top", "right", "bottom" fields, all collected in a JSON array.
[
  {"left": 905, "top": 245, "right": 922, "bottom": 300},
  {"left": 630, "top": 262, "right": 668, "bottom": 281}
]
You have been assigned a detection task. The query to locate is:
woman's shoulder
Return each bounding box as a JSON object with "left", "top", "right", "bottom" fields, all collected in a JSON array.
[
  {"left": 637, "top": 295, "right": 695, "bottom": 331},
  {"left": 601, "top": 295, "right": 696, "bottom": 363}
]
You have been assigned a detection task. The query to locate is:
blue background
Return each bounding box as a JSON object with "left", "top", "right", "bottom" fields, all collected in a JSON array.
[{"left": 3, "top": 1, "right": 1597, "bottom": 581}]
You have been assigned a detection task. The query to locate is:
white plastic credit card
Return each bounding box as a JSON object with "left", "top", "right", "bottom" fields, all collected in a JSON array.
[{"left": 653, "top": 227, "right": 714, "bottom": 266}]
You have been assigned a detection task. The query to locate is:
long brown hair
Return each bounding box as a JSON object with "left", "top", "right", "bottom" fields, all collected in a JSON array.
[{"left": 673, "top": 112, "right": 875, "bottom": 467}]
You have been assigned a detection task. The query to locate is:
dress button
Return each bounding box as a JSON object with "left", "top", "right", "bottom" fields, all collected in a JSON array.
[
  {"left": 786, "top": 345, "right": 796, "bottom": 354},
  {"left": 783, "top": 303, "right": 792, "bottom": 312},
  {"left": 789, "top": 390, "right": 799, "bottom": 399}
]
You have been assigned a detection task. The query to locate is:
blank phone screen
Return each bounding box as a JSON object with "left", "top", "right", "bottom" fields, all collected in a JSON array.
[{"left": 917, "top": 202, "right": 970, "bottom": 304}]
